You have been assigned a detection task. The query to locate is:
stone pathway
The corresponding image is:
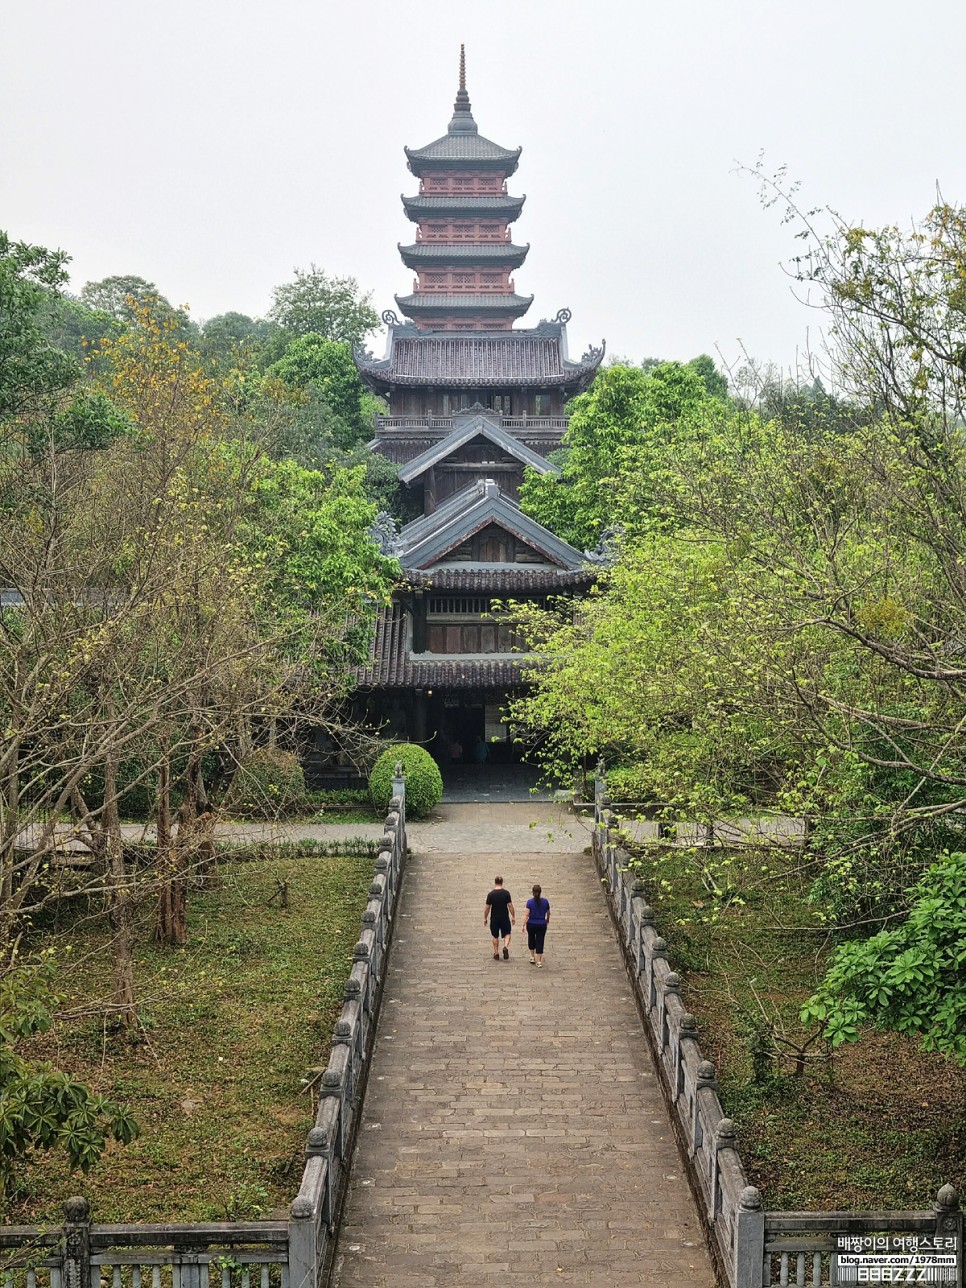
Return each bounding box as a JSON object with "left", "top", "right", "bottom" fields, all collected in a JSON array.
[{"left": 332, "top": 804, "right": 714, "bottom": 1288}]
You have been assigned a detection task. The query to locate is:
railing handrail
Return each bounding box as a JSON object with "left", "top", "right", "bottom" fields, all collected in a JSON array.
[
  {"left": 591, "top": 765, "right": 961, "bottom": 1288},
  {"left": 0, "top": 775, "right": 409, "bottom": 1288},
  {"left": 374, "top": 414, "right": 570, "bottom": 431}
]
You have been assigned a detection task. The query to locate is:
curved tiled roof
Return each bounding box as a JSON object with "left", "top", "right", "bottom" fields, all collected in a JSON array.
[
  {"left": 408, "top": 567, "right": 594, "bottom": 592},
  {"left": 401, "top": 194, "right": 526, "bottom": 222},
  {"left": 353, "top": 603, "right": 536, "bottom": 690},
  {"left": 399, "top": 242, "right": 529, "bottom": 268},
  {"left": 395, "top": 292, "right": 534, "bottom": 319},
  {"left": 354, "top": 331, "right": 605, "bottom": 391},
  {"left": 397, "top": 414, "right": 557, "bottom": 484},
  {"left": 405, "top": 134, "right": 521, "bottom": 174},
  {"left": 397, "top": 478, "right": 586, "bottom": 571}
]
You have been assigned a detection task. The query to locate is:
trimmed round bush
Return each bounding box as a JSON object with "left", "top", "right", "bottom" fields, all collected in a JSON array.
[
  {"left": 369, "top": 744, "right": 443, "bottom": 819},
  {"left": 224, "top": 748, "right": 306, "bottom": 818}
]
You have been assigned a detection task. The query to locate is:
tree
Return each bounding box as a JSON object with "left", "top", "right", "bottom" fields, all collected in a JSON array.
[
  {"left": 514, "top": 190, "right": 966, "bottom": 1057},
  {"left": 267, "top": 334, "right": 372, "bottom": 449},
  {"left": 687, "top": 353, "right": 729, "bottom": 399},
  {"left": 198, "top": 311, "right": 278, "bottom": 374},
  {"left": 518, "top": 360, "right": 715, "bottom": 549},
  {"left": 79, "top": 275, "right": 196, "bottom": 339},
  {"left": 0, "top": 232, "right": 78, "bottom": 420},
  {"left": 267, "top": 264, "right": 378, "bottom": 347},
  {"left": 0, "top": 290, "right": 396, "bottom": 1004}
]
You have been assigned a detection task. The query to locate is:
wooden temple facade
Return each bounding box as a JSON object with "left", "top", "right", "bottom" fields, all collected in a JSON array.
[{"left": 350, "top": 51, "right": 604, "bottom": 765}]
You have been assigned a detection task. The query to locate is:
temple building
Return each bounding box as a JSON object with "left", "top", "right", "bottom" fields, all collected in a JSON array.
[{"left": 350, "top": 50, "right": 604, "bottom": 768}]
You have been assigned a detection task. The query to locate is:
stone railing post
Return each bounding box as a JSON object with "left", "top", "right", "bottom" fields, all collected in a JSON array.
[
  {"left": 289, "top": 1193, "right": 320, "bottom": 1288},
  {"left": 63, "top": 1196, "right": 91, "bottom": 1288},
  {"left": 391, "top": 762, "right": 406, "bottom": 851},
  {"left": 693, "top": 1059, "right": 717, "bottom": 1156},
  {"left": 712, "top": 1118, "right": 738, "bottom": 1220},
  {"left": 935, "top": 1184, "right": 962, "bottom": 1279},
  {"left": 734, "top": 1185, "right": 765, "bottom": 1288}
]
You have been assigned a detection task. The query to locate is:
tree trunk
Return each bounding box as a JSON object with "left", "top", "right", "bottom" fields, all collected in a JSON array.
[
  {"left": 154, "top": 745, "right": 188, "bottom": 946},
  {"left": 104, "top": 750, "right": 137, "bottom": 1025},
  {"left": 0, "top": 736, "right": 20, "bottom": 954}
]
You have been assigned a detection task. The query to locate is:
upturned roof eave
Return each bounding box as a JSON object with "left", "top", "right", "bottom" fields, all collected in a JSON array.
[
  {"left": 397, "top": 242, "right": 530, "bottom": 269},
  {"left": 397, "top": 417, "right": 559, "bottom": 484},
  {"left": 405, "top": 142, "right": 522, "bottom": 175},
  {"left": 401, "top": 194, "right": 527, "bottom": 223},
  {"left": 395, "top": 293, "right": 534, "bottom": 320},
  {"left": 398, "top": 483, "right": 586, "bottom": 572}
]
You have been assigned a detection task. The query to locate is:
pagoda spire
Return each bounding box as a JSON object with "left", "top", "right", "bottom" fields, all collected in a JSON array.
[{"left": 448, "top": 44, "right": 477, "bottom": 134}]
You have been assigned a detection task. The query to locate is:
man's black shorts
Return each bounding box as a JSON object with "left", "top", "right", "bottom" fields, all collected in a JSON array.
[{"left": 490, "top": 920, "right": 511, "bottom": 939}]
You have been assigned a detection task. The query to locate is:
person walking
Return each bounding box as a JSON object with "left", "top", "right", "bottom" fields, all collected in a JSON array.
[
  {"left": 522, "top": 883, "right": 551, "bottom": 967},
  {"left": 484, "top": 875, "right": 514, "bottom": 960}
]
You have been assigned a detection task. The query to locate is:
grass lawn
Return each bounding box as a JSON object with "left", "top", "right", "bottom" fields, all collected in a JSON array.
[
  {"left": 10, "top": 850, "right": 374, "bottom": 1224},
  {"left": 623, "top": 836, "right": 966, "bottom": 1211}
]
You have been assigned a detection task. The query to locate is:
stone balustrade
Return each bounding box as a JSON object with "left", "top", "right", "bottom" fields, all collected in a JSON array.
[
  {"left": 593, "top": 766, "right": 962, "bottom": 1288},
  {"left": 0, "top": 771, "right": 408, "bottom": 1288}
]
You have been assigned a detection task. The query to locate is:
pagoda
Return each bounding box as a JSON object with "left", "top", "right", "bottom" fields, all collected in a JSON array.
[{"left": 347, "top": 51, "right": 605, "bottom": 771}]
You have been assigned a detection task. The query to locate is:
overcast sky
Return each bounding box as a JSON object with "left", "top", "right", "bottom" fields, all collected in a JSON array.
[{"left": 4, "top": 0, "right": 965, "bottom": 376}]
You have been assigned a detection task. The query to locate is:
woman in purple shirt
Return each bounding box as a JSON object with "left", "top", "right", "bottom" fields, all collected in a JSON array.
[{"left": 522, "top": 883, "right": 551, "bottom": 967}]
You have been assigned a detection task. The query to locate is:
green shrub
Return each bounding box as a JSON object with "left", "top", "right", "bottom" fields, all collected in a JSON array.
[
  {"left": 224, "top": 748, "right": 306, "bottom": 818},
  {"left": 606, "top": 763, "right": 652, "bottom": 801},
  {"left": 369, "top": 744, "right": 443, "bottom": 819}
]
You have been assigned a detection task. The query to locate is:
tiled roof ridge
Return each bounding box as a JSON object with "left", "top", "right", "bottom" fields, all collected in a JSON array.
[{"left": 395, "top": 292, "right": 534, "bottom": 312}]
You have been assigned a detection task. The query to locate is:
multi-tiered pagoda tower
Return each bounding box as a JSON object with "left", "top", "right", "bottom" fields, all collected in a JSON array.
[
  {"left": 349, "top": 52, "right": 605, "bottom": 772},
  {"left": 395, "top": 47, "right": 530, "bottom": 333}
]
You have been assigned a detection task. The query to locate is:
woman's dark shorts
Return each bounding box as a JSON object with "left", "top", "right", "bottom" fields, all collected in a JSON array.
[{"left": 527, "top": 924, "right": 547, "bottom": 953}]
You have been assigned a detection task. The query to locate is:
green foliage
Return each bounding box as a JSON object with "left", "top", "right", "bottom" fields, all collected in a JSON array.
[
  {"left": 805, "top": 746, "right": 965, "bottom": 927},
  {"left": 518, "top": 360, "right": 717, "bottom": 549},
  {"left": 513, "top": 193, "right": 966, "bottom": 1060},
  {"left": 0, "top": 231, "right": 79, "bottom": 419},
  {"left": 35, "top": 291, "right": 119, "bottom": 364},
  {"left": 803, "top": 851, "right": 966, "bottom": 1063},
  {"left": 198, "top": 312, "right": 277, "bottom": 374},
  {"left": 48, "top": 388, "right": 133, "bottom": 451},
  {"left": 224, "top": 748, "right": 306, "bottom": 818},
  {"left": 687, "top": 353, "right": 729, "bottom": 399},
  {"left": 0, "top": 954, "right": 138, "bottom": 1196},
  {"left": 79, "top": 275, "right": 195, "bottom": 339},
  {"left": 369, "top": 744, "right": 443, "bottom": 818},
  {"left": 605, "top": 763, "right": 653, "bottom": 801},
  {"left": 267, "top": 264, "right": 378, "bottom": 348},
  {"left": 268, "top": 335, "right": 371, "bottom": 450},
  {"left": 237, "top": 450, "right": 397, "bottom": 670}
]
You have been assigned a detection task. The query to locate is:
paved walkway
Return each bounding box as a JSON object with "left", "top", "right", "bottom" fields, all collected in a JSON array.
[{"left": 332, "top": 804, "right": 714, "bottom": 1288}]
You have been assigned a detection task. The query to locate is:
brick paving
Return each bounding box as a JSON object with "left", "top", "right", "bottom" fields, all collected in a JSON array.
[{"left": 332, "top": 804, "right": 714, "bottom": 1288}]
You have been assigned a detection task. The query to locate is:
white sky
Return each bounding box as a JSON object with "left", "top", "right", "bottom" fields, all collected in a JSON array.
[{"left": 3, "top": 0, "right": 965, "bottom": 375}]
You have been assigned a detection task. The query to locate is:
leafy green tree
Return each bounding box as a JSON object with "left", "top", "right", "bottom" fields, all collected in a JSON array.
[
  {"left": 198, "top": 312, "right": 278, "bottom": 373},
  {"left": 80, "top": 275, "right": 196, "bottom": 339},
  {"left": 267, "top": 264, "right": 378, "bottom": 347},
  {"left": 687, "top": 353, "right": 729, "bottom": 399},
  {"left": 518, "top": 360, "right": 714, "bottom": 549},
  {"left": 0, "top": 232, "right": 79, "bottom": 419},
  {"left": 35, "top": 291, "right": 118, "bottom": 364},
  {"left": 267, "top": 334, "right": 372, "bottom": 449}
]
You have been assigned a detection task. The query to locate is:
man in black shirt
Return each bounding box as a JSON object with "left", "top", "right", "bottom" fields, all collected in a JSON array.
[{"left": 484, "top": 875, "right": 515, "bottom": 960}]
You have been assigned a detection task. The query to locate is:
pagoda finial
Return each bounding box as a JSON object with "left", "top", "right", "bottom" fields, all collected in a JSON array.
[{"left": 449, "top": 43, "right": 476, "bottom": 132}]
